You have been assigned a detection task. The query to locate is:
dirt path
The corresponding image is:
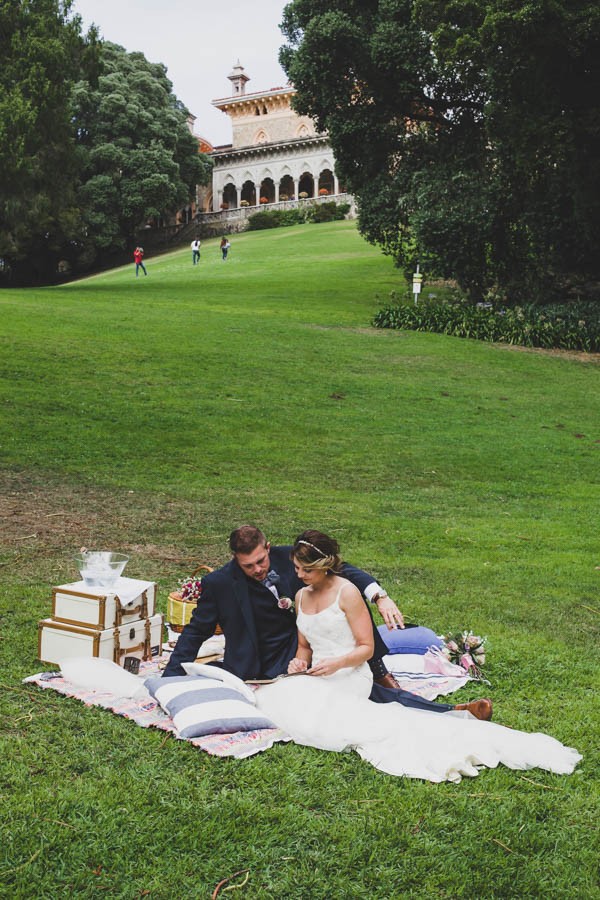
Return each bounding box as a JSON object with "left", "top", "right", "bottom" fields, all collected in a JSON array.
[{"left": 0, "top": 471, "right": 221, "bottom": 584}]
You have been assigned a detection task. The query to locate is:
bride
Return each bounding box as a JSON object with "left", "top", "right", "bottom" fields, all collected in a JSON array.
[{"left": 255, "top": 531, "right": 582, "bottom": 783}]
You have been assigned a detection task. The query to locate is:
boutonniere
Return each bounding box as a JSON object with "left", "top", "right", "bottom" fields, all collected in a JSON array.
[{"left": 278, "top": 596, "right": 295, "bottom": 612}]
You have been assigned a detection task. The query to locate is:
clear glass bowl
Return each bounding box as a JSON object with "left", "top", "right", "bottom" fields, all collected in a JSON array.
[{"left": 73, "top": 551, "right": 129, "bottom": 590}]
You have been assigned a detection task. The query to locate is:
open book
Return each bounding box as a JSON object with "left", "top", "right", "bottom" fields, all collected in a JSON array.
[{"left": 245, "top": 669, "right": 315, "bottom": 684}]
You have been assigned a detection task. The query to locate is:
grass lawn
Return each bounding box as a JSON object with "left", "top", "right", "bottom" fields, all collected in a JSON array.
[{"left": 0, "top": 220, "right": 598, "bottom": 898}]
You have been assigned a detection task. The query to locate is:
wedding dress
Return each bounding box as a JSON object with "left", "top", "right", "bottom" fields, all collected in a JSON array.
[{"left": 255, "top": 590, "right": 582, "bottom": 783}]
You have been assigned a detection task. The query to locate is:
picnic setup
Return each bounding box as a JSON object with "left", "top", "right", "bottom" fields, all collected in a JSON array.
[{"left": 26, "top": 550, "right": 479, "bottom": 763}]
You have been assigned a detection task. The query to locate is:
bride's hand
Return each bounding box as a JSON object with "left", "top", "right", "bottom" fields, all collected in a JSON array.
[
  {"left": 308, "top": 657, "right": 342, "bottom": 677},
  {"left": 288, "top": 657, "right": 308, "bottom": 674}
]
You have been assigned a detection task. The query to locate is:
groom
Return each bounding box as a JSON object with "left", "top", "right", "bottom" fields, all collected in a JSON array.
[{"left": 163, "top": 526, "right": 492, "bottom": 719}]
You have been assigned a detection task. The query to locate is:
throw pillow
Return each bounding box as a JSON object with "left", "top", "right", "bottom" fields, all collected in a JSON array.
[
  {"left": 60, "top": 657, "right": 150, "bottom": 699},
  {"left": 181, "top": 662, "right": 256, "bottom": 703},
  {"left": 377, "top": 624, "right": 443, "bottom": 655},
  {"left": 145, "top": 674, "right": 275, "bottom": 739}
]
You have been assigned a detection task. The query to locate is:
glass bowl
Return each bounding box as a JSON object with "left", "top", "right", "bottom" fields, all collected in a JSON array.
[{"left": 73, "top": 551, "right": 129, "bottom": 590}]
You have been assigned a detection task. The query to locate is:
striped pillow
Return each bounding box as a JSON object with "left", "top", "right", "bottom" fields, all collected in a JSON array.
[{"left": 145, "top": 675, "right": 275, "bottom": 738}]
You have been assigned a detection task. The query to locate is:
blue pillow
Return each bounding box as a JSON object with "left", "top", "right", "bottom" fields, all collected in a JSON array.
[
  {"left": 145, "top": 675, "right": 275, "bottom": 739},
  {"left": 378, "top": 624, "right": 443, "bottom": 655}
]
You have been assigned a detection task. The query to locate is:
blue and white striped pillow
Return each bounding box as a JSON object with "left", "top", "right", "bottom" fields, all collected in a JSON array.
[{"left": 145, "top": 675, "right": 275, "bottom": 739}]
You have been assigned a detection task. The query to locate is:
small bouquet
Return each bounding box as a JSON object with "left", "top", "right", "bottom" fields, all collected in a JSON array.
[
  {"left": 278, "top": 596, "right": 295, "bottom": 612},
  {"left": 168, "top": 564, "right": 215, "bottom": 634},
  {"left": 179, "top": 578, "right": 203, "bottom": 603},
  {"left": 441, "top": 631, "right": 487, "bottom": 680}
]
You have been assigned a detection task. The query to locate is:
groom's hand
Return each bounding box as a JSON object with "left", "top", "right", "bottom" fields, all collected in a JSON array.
[{"left": 375, "top": 594, "right": 405, "bottom": 630}]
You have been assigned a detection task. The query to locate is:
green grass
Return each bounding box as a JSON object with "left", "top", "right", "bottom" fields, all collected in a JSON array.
[{"left": 0, "top": 221, "right": 598, "bottom": 898}]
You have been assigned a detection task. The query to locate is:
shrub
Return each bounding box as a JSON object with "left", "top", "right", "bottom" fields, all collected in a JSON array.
[
  {"left": 373, "top": 294, "right": 600, "bottom": 352},
  {"left": 246, "top": 203, "right": 352, "bottom": 231},
  {"left": 279, "top": 209, "right": 305, "bottom": 227},
  {"left": 240, "top": 200, "right": 250, "bottom": 208},
  {"left": 305, "top": 202, "right": 351, "bottom": 223},
  {"left": 318, "top": 188, "right": 329, "bottom": 196},
  {"left": 247, "top": 208, "right": 306, "bottom": 231},
  {"left": 298, "top": 191, "right": 309, "bottom": 199},
  {"left": 259, "top": 197, "right": 269, "bottom": 205}
]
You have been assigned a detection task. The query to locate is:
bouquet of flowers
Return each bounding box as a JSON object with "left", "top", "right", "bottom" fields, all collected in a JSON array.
[
  {"left": 441, "top": 631, "right": 487, "bottom": 680},
  {"left": 179, "top": 578, "right": 203, "bottom": 603}
]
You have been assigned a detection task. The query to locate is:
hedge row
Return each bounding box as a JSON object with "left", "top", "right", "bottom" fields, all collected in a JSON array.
[
  {"left": 247, "top": 202, "right": 351, "bottom": 231},
  {"left": 373, "top": 295, "right": 600, "bottom": 352}
]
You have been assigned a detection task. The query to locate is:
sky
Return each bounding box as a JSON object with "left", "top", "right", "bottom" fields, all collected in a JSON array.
[{"left": 72, "top": 0, "right": 290, "bottom": 147}]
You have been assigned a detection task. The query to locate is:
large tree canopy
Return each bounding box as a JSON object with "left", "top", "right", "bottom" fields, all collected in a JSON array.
[
  {"left": 0, "top": 0, "right": 98, "bottom": 283},
  {"left": 280, "top": 0, "right": 600, "bottom": 303},
  {"left": 71, "top": 42, "right": 212, "bottom": 268},
  {"left": 1, "top": 5, "right": 211, "bottom": 284}
]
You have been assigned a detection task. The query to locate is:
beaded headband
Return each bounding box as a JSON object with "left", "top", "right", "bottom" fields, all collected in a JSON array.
[{"left": 297, "top": 539, "right": 328, "bottom": 558}]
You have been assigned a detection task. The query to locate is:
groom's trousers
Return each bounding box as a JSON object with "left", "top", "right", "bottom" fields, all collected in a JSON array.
[{"left": 370, "top": 682, "right": 453, "bottom": 713}]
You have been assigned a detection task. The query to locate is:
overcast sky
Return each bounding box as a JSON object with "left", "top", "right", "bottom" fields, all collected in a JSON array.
[{"left": 72, "top": 0, "right": 290, "bottom": 147}]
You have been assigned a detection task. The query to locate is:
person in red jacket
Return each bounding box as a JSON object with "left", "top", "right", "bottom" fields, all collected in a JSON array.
[{"left": 133, "top": 246, "right": 147, "bottom": 277}]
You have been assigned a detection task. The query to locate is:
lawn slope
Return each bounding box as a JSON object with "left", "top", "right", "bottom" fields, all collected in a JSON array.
[{"left": 0, "top": 221, "right": 598, "bottom": 898}]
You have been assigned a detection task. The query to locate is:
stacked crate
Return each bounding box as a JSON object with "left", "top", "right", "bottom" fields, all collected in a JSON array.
[{"left": 38, "top": 577, "right": 163, "bottom": 667}]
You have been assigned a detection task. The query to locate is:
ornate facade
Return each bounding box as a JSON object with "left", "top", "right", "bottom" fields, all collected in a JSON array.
[{"left": 209, "top": 63, "right": 343, "bottom": 212}]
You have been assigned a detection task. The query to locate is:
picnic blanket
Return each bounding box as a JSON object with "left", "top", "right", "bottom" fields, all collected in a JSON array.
[
  {"left": 383, "top": 652, "right": 473, "bottom": 699},
  {"left": 23, "top": 652, "right": 471, "bottom": 758},
  {"left": 23, "top": 660, "right": 290, "bottom": 759}
]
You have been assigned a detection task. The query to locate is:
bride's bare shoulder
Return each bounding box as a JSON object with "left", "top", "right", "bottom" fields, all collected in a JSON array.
[{"left": 337, "top": 578, "right": 363, "bottom": 608}]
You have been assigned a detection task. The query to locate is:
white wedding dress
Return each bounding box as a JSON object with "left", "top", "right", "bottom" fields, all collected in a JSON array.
[{"left": 255, "top": 591, "right": 582, "bottom": 783}]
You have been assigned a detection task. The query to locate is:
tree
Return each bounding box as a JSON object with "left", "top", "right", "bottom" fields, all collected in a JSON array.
[
  {"left": 280, "top": 1, "right": 600, "bottom": 303},
  {"left": 1, "top": 9, "right": 211, "bottom": 284},
  {"left": 70, "top": 42, "right": 212, "bottom": 269},
  {"left": 0, "top": 0, "right": 98, "bottom": 284}
]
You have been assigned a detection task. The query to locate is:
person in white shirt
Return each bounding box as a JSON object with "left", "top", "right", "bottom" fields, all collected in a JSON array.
[{"left": 191, "top": 239, "right": 201, "bottom": 265}]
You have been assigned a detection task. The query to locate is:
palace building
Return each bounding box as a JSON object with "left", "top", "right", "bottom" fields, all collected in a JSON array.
[{"left": 207, "top": 62, "right": 344, "bottom": 212}]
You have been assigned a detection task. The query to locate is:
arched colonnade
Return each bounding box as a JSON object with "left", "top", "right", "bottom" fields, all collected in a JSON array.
[{"left": 216, "top": 161, "right": 342, "bottom": 211}]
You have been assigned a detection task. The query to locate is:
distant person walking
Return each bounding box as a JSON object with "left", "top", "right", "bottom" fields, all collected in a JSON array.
[
  {"left": 134, "top": 246, "right": 147, "bottom": 277},
  {"left": 220, "top": 236, "right": 231, "bottom": 260},
  {"left": 191, "top": 239, "right": 201, "bottom": 265}
]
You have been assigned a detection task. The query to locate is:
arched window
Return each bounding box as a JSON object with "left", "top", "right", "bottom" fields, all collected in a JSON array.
[
  {"left": 223, "top": 183, "right": 238, "bottom": 208},
  {"left": 318, "top": 169, "right": 335, "bottom": 196},
  {"left": 298, "top": 172, "right": 315, "bottom": 198},
  {"left": 279, "top": 174, "right": 295, "bottom": 200},
  {"left": 241, "top": 180, "right": 256, "bottom": 206},
  {"left": 259, "top": 177, "right": 275, "bottom": 204}
]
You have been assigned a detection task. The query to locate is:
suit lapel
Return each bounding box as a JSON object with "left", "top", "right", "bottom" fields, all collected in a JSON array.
[
  {"left": 231, "top": 564, "right": 260, "bottom": 653},
  {"left": 269, "top": 546, "right": 298, "bottom": 599}
]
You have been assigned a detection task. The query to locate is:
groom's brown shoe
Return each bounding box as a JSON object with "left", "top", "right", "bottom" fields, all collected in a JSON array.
[
  {"left": 374, "top": 673, "right": 403, "bottom": 690},
  {"left": 454, "top": 699, "right": 493, "bottom": 721}
]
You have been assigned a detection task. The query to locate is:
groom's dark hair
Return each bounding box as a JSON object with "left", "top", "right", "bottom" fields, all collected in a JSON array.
[{"left": 229, "top": 525, "right": 267, "bottom": 555}]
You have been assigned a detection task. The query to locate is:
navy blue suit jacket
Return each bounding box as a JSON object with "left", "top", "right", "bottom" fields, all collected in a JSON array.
[{"left": 163, "top": 545, "right": 387, "bottom": 678}]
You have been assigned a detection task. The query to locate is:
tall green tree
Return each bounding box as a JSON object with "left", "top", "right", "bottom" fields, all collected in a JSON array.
[
  {"left": 280, "top": 0, "right": 600, "bottom": 303},
  {"left": 70, "top": 42, "right": 212, "bottom": 268},
  {"left": 1, "top": 8, "right": 211, "bottom": 284},
  {"left": 0, "top": 0, "right": 98, "bottom": 284}
]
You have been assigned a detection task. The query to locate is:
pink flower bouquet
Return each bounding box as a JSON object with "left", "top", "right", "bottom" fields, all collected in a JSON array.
[{"left": 441, "top": 630, "right": 487, "bottom": 680}]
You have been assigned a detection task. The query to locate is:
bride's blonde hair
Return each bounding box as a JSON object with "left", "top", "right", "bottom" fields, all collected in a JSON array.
[{"left": 291, "top": 530, "right": 342, "bottom": 573}]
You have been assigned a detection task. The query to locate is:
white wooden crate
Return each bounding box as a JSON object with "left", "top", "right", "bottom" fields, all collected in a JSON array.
[
  {"left": 51, "top": 577, "right": 157, "bottom": 630},
  {"left": 38, "top": 613, "right": 164, "bottom": 666}
]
